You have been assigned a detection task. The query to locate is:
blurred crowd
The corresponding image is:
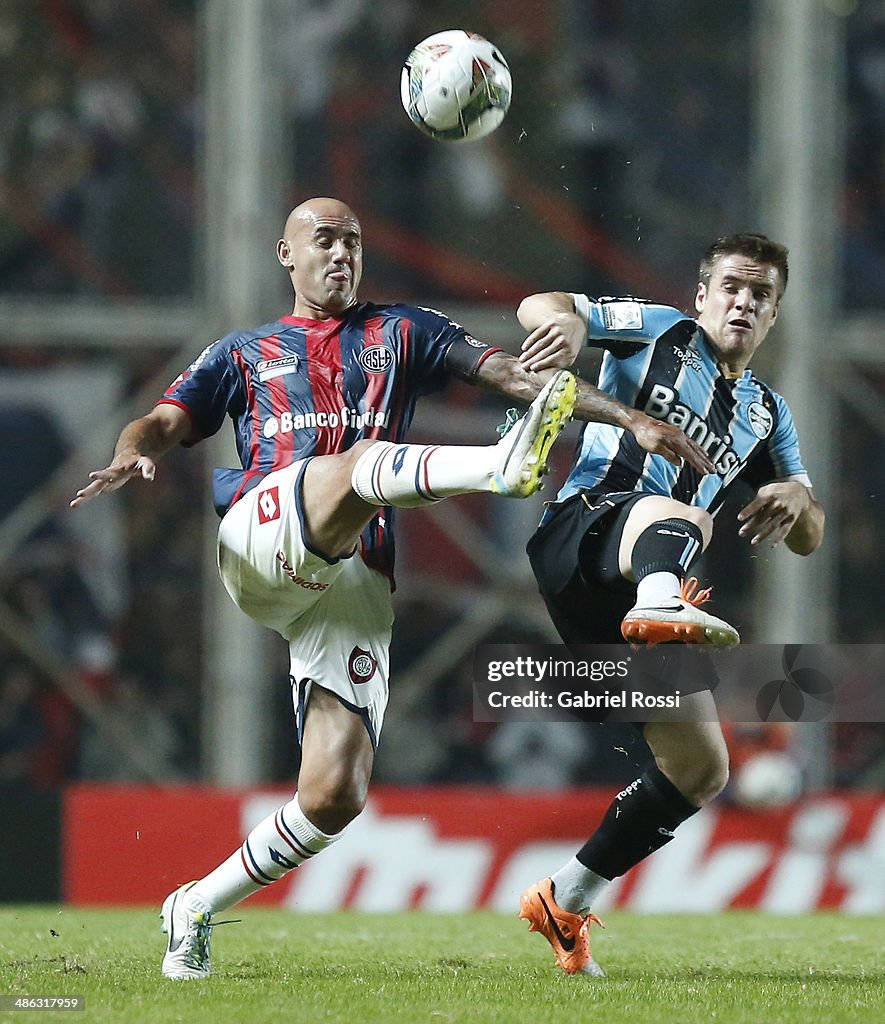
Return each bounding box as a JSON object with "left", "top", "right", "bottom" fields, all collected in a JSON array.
[
  {"left": 0, "top": 425, "right": 204, "bottom": 789},
  {"left": 0, "top": 0, "right": 197, "bottom": 298},
  {"left": 844, "top": 0, "right": 885, "bottom": 307},
  {"left": 1, "top": 0, "right": 884, "bottom": 792}
]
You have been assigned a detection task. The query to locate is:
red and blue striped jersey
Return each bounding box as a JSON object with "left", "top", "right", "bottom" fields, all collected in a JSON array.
[{"left": 158, "top": 301, "right": 498, "bottom": 577}]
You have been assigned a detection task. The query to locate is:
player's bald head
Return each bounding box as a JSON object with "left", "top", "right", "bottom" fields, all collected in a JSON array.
[
  {"left": 282, "top": 198, "right": 361, "bottom": 241},
  {"left": 277, "top": 197, "right": 363, "bottom": 318}
]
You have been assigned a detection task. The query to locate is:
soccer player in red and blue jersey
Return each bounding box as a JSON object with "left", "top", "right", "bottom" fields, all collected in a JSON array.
[{"left": 72, "top": 197, "right": 711, "bottom": 980}]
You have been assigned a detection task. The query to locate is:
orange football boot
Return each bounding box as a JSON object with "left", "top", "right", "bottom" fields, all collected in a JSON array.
[{"left": 519, "top": 878, "right": 605, "bottom": 976}]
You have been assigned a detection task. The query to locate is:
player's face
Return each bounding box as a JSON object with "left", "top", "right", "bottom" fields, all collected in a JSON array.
[
  {"left": 695, "top": 255, "right": 781, "bottom": 373},
  {"left": 279, "top": 208, "right": 363, "bottom": 318}
]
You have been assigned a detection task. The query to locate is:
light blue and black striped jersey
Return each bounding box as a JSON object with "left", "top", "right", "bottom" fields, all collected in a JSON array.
[{"left": 552, "top": 295, "right": 811, "bottom": 515}]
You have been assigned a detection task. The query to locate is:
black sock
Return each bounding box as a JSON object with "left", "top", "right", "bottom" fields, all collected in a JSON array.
[
  {"left": 631, "top": 518, "right": 704, "bottom": 581},
  {"left": 575, "top": 763, "right": 699, "bottom": 879}
]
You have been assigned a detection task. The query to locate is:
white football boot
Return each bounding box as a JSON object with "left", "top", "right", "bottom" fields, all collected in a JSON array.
[
  {"left": 491, "top": 370, "right": 577, "bottom": 498},
  {"left": 621, "top": 576, "right": 740, "bottom": 646},
  {"left": 160, "top": 882, "right": 214, "bottom": 979}
]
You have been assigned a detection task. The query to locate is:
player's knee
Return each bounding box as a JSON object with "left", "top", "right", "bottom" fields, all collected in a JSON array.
[
  {"left": 677, "top": 504, "right": 714, "bottom": 548},
  {"left": 669, "top": 749, "right": 729, "bottom": 807},
  {"left": 694, "top": 756, "right": 729, "bottom": 806},
  {"left": 346, "top": 439, "right": 378, "bottom": 466},
  {"left": 309, "top": 439, "right": 376, "bottom": 484},
  {"left": 656, "top": 726, "right": 729, "bottom": 807},
  {"left": 667, "top": 503, "right": 717, "bottom": 552},
  {"left": 298, "top": 771, "right": 368, "bottom": 834}
]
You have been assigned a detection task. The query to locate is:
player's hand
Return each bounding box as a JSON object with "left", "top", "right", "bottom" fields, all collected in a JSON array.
[
  {"left": 70, "top": 455, "right": 156, "bottom": 508},
  {"left": 518, "top": 312, "right": 585, "bottom": 371},
  {"left": 737, "top": 481, "right": 811, "bottom": 547},
  {"left": 629, "top": 414, "right": 716, "bottom": 475}
]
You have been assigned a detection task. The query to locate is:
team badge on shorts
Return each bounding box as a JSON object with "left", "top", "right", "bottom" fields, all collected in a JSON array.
[
  {"left": 257, "top": 486, "right": 281, "bottom": 524},
  {"left": 348, "top": 646, "right": 377, "bottom": 684}
]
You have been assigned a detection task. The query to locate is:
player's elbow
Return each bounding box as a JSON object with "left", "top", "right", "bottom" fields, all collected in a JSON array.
[
  {"left": 516, "top": 291, "right": 570, "bottom": 330},
  {"left": 516, "top": 294, "right": 542, "bottom": 330}
]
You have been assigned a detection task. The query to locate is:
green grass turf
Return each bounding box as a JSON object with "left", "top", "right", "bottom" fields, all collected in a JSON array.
[{"left": 0, "top": 908, "right": 882, "bottom": 1024}]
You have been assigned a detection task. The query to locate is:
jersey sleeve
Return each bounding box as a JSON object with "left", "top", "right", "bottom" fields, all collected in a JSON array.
[
  {"left": 156, "top": 336, "right": 245, "bottom": 444},
  {"left": 765, "top": 393, "right": 812, "bottom": 486},
  {"left": 572, "top": 294, "right": 692, "bottom": 357},
  {"left": 743, "top": 393, "right": 812, "bottom": 490},
  {"left": 405, "top": 305, "right": 502, "bottom": 390},
  {"left": 444, "top": 334, "right": 502, "bottom": 380}
]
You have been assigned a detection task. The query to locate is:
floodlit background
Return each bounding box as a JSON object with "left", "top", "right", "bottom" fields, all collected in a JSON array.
[{"left": 1, "top": 0, "right": 883, "bottom": 819}]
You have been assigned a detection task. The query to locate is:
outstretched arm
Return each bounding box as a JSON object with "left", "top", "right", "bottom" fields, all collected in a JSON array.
[
  {"left": 517, "top": 291, "right": 586, "bottom": 371},
  {"left": 737, "top": 481, "right": 825, "bottom": 554},
  {"left": 473, "top": 352, "right": 716, "bottom": 475},
  {"left": 70, "top": 404, "right": 192, "bottom": 508}
]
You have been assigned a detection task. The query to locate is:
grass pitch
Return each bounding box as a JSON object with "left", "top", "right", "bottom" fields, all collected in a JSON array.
[{"left": 0, "top": 907, "right": 881, "bottom": 1024}]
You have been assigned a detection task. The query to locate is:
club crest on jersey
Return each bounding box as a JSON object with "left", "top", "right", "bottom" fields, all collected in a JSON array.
[
  {"left": 348, "top": 646, "right": 377, "bottom": 684},
  {"left": 257, "top": 486, "right": 281, "bottom": 524},
  {"left": 358, "top": 346, "right": 394, "bottom": 374},
  {"left": 747, "top": 401, "right": 774, "bottom": 439},
  {"left": 257, "top": 355, "right": 299, "bottom": 382}
]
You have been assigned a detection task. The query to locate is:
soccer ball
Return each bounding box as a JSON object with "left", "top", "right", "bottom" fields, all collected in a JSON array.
[
  {"left": 733, "top": 752, "right": 803, "bottom": 810},
  {"left": 400, "top": 30, "right": 512, "bottom": 142}
]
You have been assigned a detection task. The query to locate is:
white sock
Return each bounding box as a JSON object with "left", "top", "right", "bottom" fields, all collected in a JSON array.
[
  {"left": 351, "top": 440, "right": 498, "bottom": 508},
  {"left": 551, "top": 857, "right": 610, "bottom": 916},
  {"left": 635, "top": 571, "right": 682, "bottom": 607},
  {"left": 185, "top": 795, "right": 344, "bottom": 914}
]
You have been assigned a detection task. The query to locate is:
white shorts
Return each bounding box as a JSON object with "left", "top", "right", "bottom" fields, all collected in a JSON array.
[{"left": 217, "top": 460, "right": 393, "bottom": 745}]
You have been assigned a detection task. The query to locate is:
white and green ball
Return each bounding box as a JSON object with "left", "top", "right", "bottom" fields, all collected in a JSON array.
[{"left": 401, "top": 30, "right": 512, "bottom": 142}]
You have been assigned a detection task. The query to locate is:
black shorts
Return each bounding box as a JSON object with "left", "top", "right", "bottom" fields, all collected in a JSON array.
[
  {"left": 527, "top": 489, "right": 718, "bottom": 707},
  {"left": 527, "top": 490, "right": 647, "bottom": 645}
]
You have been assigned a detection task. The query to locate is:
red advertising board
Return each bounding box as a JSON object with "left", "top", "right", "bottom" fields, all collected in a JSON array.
[{"left": 63, "top": 785, "right": 885, "bottom": 913}]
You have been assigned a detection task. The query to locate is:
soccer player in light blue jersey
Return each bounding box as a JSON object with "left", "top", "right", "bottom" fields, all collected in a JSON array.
[{"left": 515, "top": 234, "right": 825, "bottom": 975}]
